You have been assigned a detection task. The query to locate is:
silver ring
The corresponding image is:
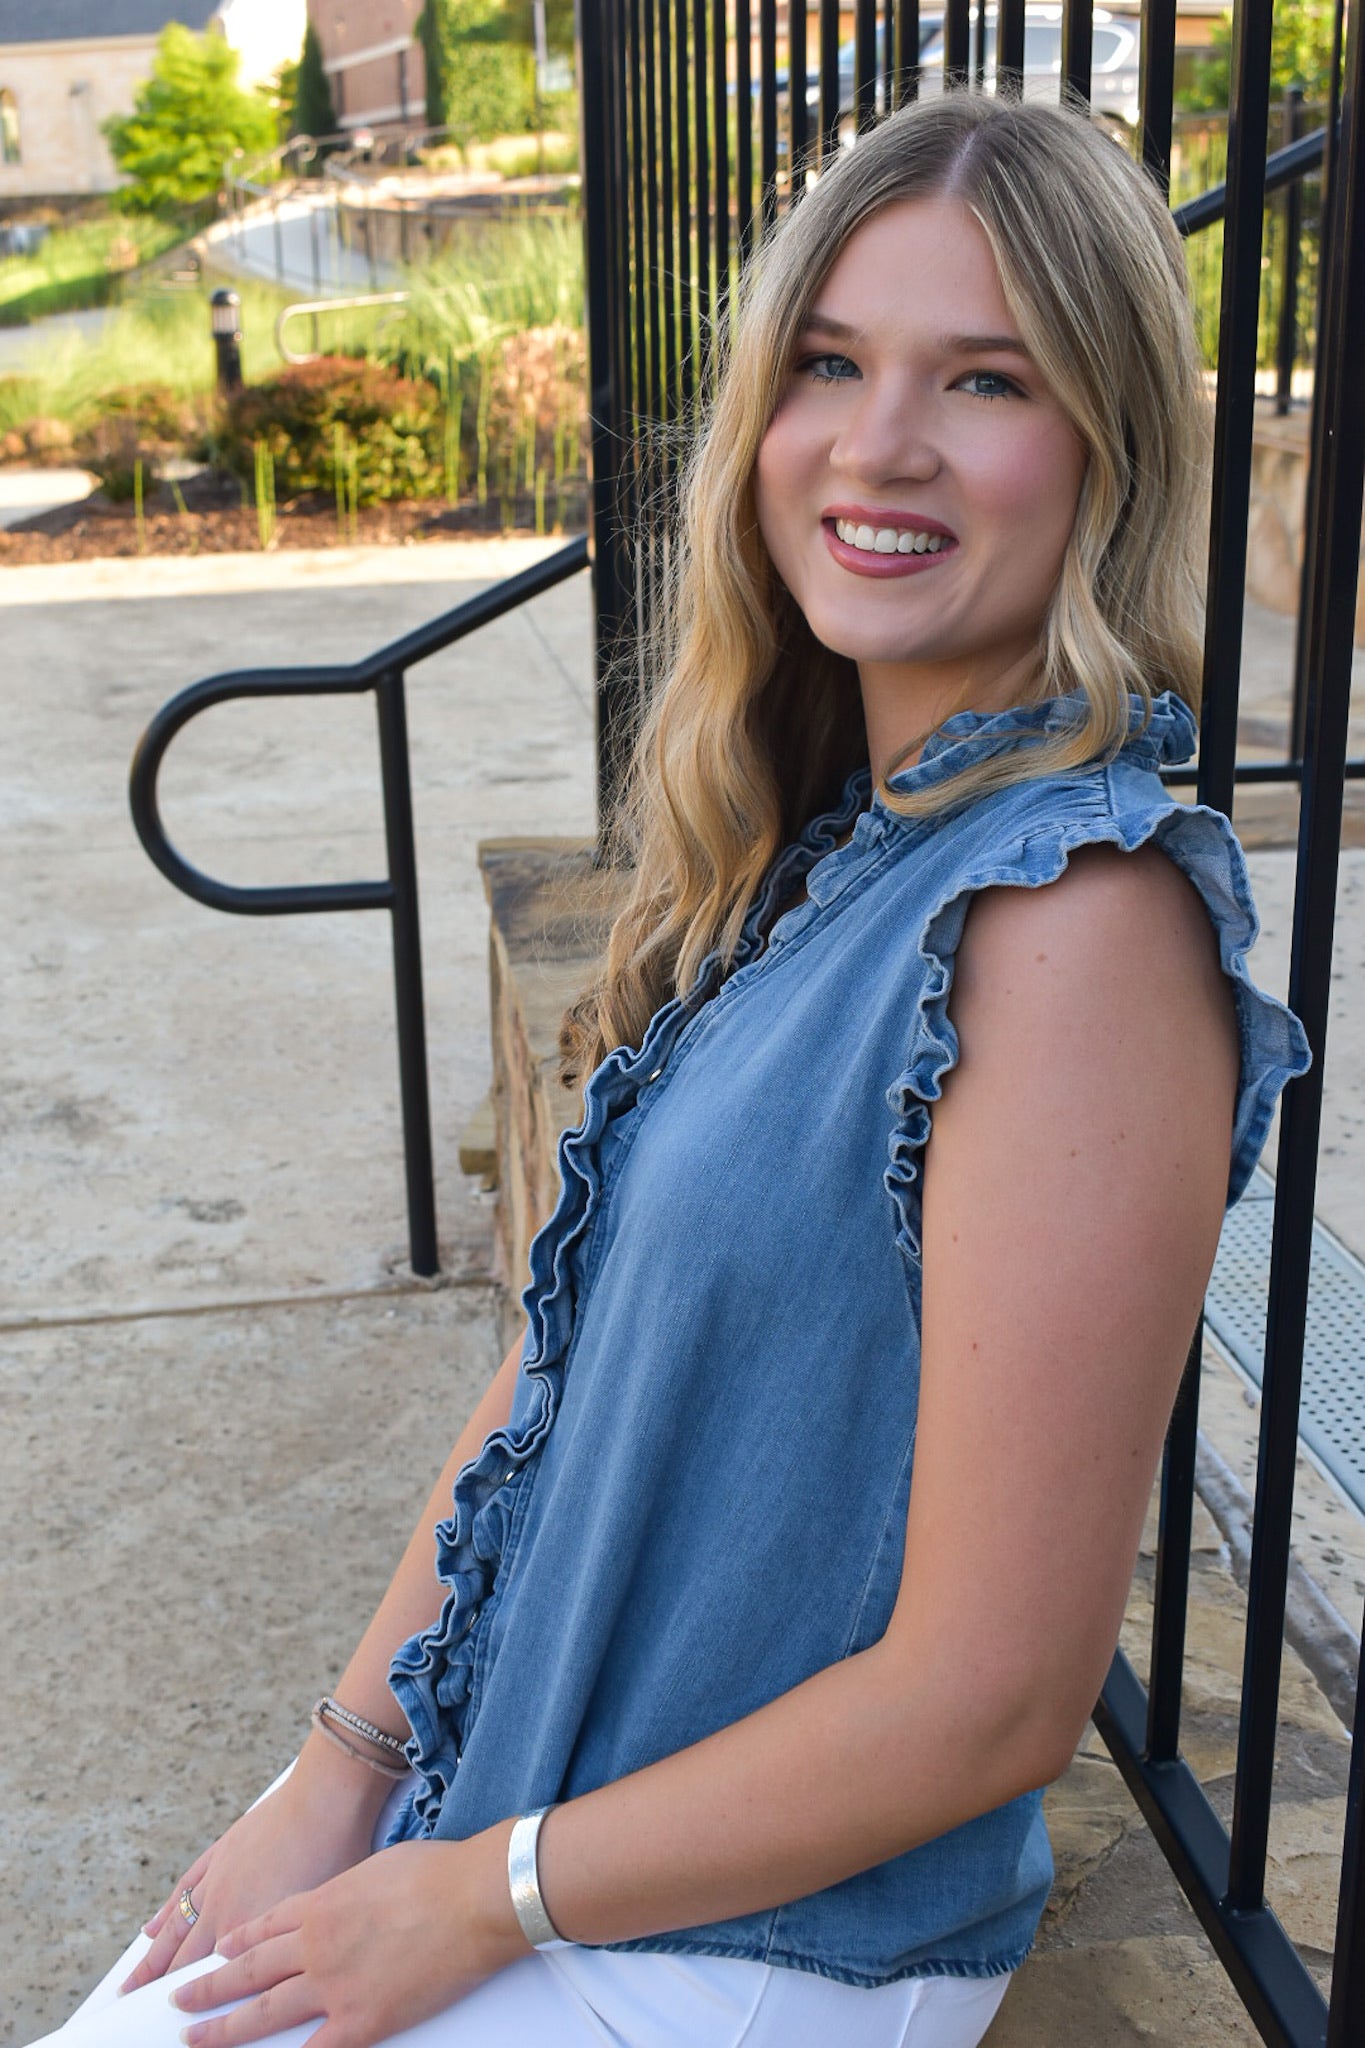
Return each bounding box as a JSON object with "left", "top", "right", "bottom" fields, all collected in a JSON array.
[{"left": 179, "top": 1886, "right": 199, "bottom": 1929}]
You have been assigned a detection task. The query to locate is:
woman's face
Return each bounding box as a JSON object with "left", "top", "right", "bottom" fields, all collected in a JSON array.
[{"left": 754, "top": 193, "right": 1088, "bottom": 759}]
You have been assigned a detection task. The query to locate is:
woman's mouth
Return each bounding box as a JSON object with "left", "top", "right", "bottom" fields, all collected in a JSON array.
[
  {"left": 833, "top": 518, "right": 950, "bottom": 556},
  {"left": 822, "top": 517, "right": 958, "bottom": 577}
]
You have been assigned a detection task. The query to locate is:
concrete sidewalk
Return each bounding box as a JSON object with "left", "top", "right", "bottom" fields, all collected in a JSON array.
[{"left": 0, "top": 539, "right": 1360, "bottom": 2043}]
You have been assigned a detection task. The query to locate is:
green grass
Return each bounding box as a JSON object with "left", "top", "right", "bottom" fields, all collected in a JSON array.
[
  {"left": 379, "top": 212, "right": 584, "bottom": 380},
  {"left": 0, "top": 274, "right": 294, "bottom": 436},
  {"left": 0, "top": 215, "right": 182, "bottom": 326},
  {"left": 0, "top": 211, "right": 586, "bottom": 494}
]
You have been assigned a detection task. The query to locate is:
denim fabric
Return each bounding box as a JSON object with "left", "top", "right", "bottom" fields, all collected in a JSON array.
[{"left": 387, "top": 692, "right": 1310, "bottom": 1987}]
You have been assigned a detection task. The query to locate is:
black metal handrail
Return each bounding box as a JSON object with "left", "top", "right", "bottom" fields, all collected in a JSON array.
[
  {"left": 1172, "top": 120, "right": 1329, "bottom": 235},
  {"left": 128, "top": 535, "right": 590, "bottom": 1279}
]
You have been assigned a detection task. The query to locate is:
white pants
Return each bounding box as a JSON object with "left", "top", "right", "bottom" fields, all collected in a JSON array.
[{"left": 29, "top": 1775, "right": 1012, "bottom": 2048}]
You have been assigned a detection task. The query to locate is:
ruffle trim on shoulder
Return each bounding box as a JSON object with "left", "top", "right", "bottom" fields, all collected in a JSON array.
[
  {"left": 882, "top": 787, "right": 1311, "bottom": 1284},
  {"left": 386, "top": 769, "right": 873, "bottom": 1833}
]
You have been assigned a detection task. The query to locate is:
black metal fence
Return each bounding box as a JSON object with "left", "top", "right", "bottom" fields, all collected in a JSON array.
[
  {"left": 574, "top": 3, "right": 1365, "bottom": 2043},
  {"left": 131, "top": 2, "right": 1364, "bottom": 2037}
]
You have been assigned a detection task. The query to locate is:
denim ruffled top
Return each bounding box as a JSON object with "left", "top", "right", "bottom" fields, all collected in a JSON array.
[{"left": 385, "top": 692, "right": 1310, "bottom": 1987}]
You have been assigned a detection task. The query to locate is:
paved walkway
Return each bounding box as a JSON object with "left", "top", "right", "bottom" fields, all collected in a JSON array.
[
  {"left": 0, "top": 468, "right": 96, "bottom": 527},
  {"left": 0, "top": 540, "right": 1360, "bottom": 2042}
]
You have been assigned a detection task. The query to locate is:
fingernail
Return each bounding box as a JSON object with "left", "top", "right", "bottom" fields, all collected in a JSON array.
[{"left": 181, "top": 2028, "right": 204, "bottom": 2046}]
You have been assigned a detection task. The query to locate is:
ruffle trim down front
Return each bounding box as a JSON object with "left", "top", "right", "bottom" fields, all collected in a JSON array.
[
  {"left": 386, "top": 774, "right": 874, "bottom": 1834},
  {"left": 387, "top": 690, "right": 1311, "bottom": 1829}
]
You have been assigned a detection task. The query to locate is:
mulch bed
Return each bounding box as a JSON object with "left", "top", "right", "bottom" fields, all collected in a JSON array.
[{"left": 0, "top": 467, "right": 588, "bottom": 565}]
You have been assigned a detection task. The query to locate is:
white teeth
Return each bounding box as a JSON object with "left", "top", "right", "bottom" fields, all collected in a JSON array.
[{"left": 835, "top": 518, "right": 949, "bottom": 556}]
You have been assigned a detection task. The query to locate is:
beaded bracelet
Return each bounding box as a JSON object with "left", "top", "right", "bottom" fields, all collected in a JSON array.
[{"left": 311, "top": 1695, "right": 410, "bottom": 1779}]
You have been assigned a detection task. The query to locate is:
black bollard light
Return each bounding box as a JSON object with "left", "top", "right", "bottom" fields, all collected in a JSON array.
[{"left": 210, "top": 288, "right": 243, "bottom": 396}]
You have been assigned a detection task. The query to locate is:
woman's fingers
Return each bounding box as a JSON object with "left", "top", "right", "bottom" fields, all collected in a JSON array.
[
  {"left": 144, "top": 1852, "right": 212, "bottom": 1939},
  {"left": 171, "top": 1931, "right": 304, "bottom": 2016},
  {"left": 121, "top": 1874, "right": 216, "bottom": 1994},
  {"left": 174, "top": 1969, "right": 317, "bottom": 2048}
]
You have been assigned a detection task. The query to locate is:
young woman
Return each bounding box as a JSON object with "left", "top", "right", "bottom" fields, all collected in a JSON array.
[{"left": 35, "top": 90, "right": 1309, "bottom": 2048}]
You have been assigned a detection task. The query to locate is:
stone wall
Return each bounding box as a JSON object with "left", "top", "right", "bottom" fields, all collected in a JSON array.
[
  {"left": 479, "top": 838, "right": 624, "bottom": 1345},
  {"left": 1248, "top": 401, "right": 1365, "bottom": 645}
]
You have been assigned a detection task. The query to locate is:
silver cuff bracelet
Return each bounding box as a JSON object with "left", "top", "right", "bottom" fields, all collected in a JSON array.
[{"left": 508, "top": 1804, "right": 563, "bottom": 1949}]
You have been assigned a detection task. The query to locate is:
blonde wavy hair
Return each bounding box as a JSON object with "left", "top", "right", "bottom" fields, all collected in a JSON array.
[{"left": 561, "top": 91, "right": 1211, "bottom": 1084}]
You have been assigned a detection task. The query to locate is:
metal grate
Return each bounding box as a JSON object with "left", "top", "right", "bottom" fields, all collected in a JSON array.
[{"left": 1207, "top": 1165, "right": 1365, "bottom": 1517}]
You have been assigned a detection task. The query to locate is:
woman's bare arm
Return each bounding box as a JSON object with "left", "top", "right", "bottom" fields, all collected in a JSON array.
[
  {"left": 323, "top": 1332, "right": 526, "bottom": 1776},
  {"left": 125, "top": 1332, "right": 524, "bottom": 1991}
]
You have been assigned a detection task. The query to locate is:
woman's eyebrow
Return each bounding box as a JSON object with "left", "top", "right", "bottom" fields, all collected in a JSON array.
[
  {"left": 800, "top": 311, "right": 861, "bottom": 340},
  {"left": 942, "top": 332, "right": 1032, "bottom": 356},
  {"left": 798, "top": 312, "right": 1031, "bottom": 358}
]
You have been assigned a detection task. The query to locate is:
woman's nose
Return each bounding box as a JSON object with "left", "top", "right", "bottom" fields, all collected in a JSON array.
[{"left": 829, "top": 382, "right": 941, "bottom": 487}]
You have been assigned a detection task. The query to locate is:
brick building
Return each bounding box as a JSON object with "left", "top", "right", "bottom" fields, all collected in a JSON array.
[
  {"left": 0, "top": 0, "right": 306, "bottom": 201},
  {"left": 307, "top": 1, "right": 426, "bottom": 132}
]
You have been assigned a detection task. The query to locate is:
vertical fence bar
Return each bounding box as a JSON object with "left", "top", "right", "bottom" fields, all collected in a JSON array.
[
  {"left": 1139, "top": 0, "right": 1178, "bottom": 190},
  {"left": 819, "top": 0, "right": 841, "bottom": 167},
  {"left": 644, "top": 0, "right": 664, "bottom": 432},
  {"left": 712, "top": 0, "right": 730, "bottom": 311},
  {"left": 790, "top": 0, "right": 811, "bottom": 194},
  {"left": 998, "top": 0, "right": 1027, "bottom": 100},
  {"left": 943, "top": 0, "right": 971, "bottom": 84},
  {"left": 578, "top": 0, "right": 637, "bottom": 823},
  {"left": 892, "top": 0, "right": 920, "bottom": 107},
  {"left": 676, "top": 0, "right": 695, "bottom": 411},
  {"left": 1219, "top": 0, "right": 1309, "bottom": 1916},
  {"left": 759, "top": 0, "right": 779, "bottom": 230},
  {"left": 855, "top": 0, "right": 877, "bottom": 132},
  {"left": 659, "top": 0, "right": 678, "bottom": 424},
  {"left": 1141, "top": 0, "right": 1221, "bottom": 1761},
  {"left": 1061, "top": 0, "right": 1093, "bottom": 106},
  {"left": 736, "top": 0, "right": 755, "bottom": 253},
  {"left": 1145, "top": 1327, "right": 1202, "bottom": 1761},
  {"left": 1276, "top": 86, "right": 1305, "bottom": 413},
  {"left": 630, "top": 0, "right": 650, "bottom": 445},
  {"left": 1231, "top": 0, "right": 1365, "bottom": 1920},
  {"left": 1292, "top": 0, "right": 1346, "bottom": 762},
  {"left": 373, "top": 669, "right": 438, "bottom": 1277},
  {"left": 1331, "top": 1671, "right": 1365, "bottom": 2045},
  {"left": 692, "top": 0, "right": 712, "bottom": 376},
  {"left": 1197, "top": 0, "right": 1275, "bottom": 816}
]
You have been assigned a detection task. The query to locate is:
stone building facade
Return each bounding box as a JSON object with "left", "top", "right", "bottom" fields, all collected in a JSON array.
[{"left": 0, "top": 0, "right": 305, "bottom": 202}]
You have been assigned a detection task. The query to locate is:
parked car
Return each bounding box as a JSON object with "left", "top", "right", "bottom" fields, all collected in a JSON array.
[{"left": 917, "top": 7, "right": 1141, "bottom": 139}]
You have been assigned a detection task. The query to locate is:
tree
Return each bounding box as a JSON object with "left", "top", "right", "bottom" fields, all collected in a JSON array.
[
  {"left": 418, "top": 2, "right": 450, "bottom": 129},
  {"left": 293, "top": 21, "right": 337, "bottom": 138},
  {"left": 104, "top": 25, "right": 276, "bottom": 214},
  {"left": 1179, "top": 0, "right": 1338, "bottom": 111},
  {"left": 423, "top": 0, "right": 536, "bottom": 141}
]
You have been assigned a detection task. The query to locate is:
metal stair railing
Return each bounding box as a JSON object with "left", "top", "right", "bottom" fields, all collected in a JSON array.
[{"left": 127, "top": 536, "right": 589, "bottom": 1280}]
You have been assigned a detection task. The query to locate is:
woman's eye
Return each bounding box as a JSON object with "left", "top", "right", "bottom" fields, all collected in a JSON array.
[
  {"left": 797, "top": 352, "right": 859, "bottom": 384},
  {"left": 958, "top": 369, "right": 1019, "bottom": 401}
]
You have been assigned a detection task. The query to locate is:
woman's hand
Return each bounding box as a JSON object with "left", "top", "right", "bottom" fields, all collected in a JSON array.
[
  {"left": 121, "top": 1741, "right": 392, "bottom": 1996},
  {"left": 168, "top": 1830, "right": 527, "bottom": 2048}
]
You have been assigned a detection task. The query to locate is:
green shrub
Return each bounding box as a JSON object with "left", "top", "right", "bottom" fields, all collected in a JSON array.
[
  {"left": 219, "top": 356, "right": 443, "bottom": 504},
  {"left": 73, "top": 384, "right": 204, "bottom": 498}
]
